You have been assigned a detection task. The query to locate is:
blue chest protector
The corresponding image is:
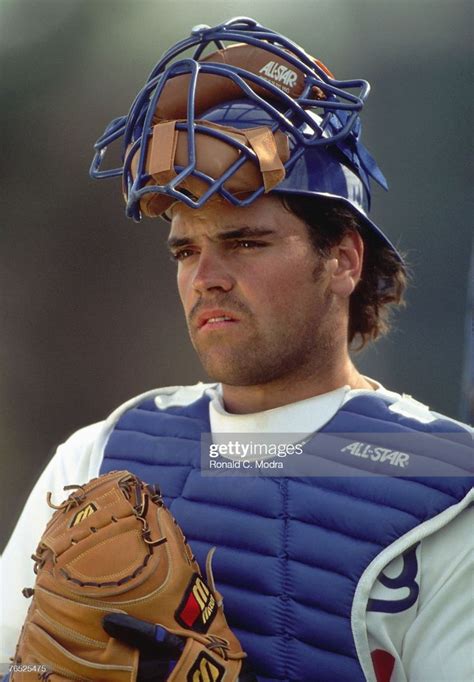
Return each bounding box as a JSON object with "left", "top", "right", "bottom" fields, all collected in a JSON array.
[{"left": 101, "top": 392, "right": 472, "bottom": 682}]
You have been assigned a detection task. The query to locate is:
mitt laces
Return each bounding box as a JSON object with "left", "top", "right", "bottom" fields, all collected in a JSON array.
[
  {"left": 203, "top": 634, "right": 246, "bottom": 661},
  {"left": 46, "top": 484, "right": 86, "bottom": 512},
  {"left": 31, "top": 543, "right": 48, "bottom": 574},
  {"left": 120, "top": 473, "right": 167, "bottom": 547}
]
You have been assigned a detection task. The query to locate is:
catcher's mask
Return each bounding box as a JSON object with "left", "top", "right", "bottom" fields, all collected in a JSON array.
[{"left": 91, "top": 16, "right": 400, "bottom": 259}]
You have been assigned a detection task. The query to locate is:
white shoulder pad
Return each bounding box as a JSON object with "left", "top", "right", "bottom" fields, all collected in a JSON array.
[{"left": 389, "top": 393, "right": 473, "bottom": 432}]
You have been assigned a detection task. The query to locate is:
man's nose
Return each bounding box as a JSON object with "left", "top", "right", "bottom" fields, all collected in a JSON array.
[{"left": 191, "top": 251, "right": 235, "bottom": 294}]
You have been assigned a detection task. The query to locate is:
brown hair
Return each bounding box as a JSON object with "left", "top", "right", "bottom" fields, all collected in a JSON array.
[{"left": 281, "top": 195, "right": 408, "bottom": 349}]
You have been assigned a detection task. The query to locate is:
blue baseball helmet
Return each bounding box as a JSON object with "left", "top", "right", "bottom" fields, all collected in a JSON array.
[{"left": 90, "top": 17, "right": 400, "bottom": 259}]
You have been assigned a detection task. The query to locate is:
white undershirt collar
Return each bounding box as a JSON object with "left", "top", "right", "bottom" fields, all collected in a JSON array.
[{"left": 207, "top": 378, "right": 397, "bottom": 438}]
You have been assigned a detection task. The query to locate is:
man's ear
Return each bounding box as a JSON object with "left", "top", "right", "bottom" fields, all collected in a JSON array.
[{"left": 327, "top": 231, "right": 364, "bottom": 298}]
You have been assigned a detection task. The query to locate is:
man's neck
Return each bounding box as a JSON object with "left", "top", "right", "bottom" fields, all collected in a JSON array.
[{"left": 221, "top": 357, "right": 373, "bottom": 415}]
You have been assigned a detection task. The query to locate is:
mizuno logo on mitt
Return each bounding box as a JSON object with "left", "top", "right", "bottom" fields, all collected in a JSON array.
[
  {"left": 176, "top": 574, "right": 218, "bottom": 633},
  {"left": 69, "top": 503, "right": 97, "bottom": 527},
  {"left": 187, "top": 652, "right": 225, "bottom": 682}
]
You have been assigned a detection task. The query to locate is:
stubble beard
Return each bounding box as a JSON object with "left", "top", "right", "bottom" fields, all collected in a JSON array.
[
  {"left": 186, "top": 259, "right": 336, "bottom": 388},
  {"left": 188, "top": 300, "right": 335, "bottom": 388}
]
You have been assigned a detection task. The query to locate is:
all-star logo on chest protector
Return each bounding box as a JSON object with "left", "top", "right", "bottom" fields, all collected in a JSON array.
[
  {"left": 176, "top": 574, "right": 218, "bottom": 633},
  {"left": 259, "top": 60, "right": 298, "bottom": 90}
]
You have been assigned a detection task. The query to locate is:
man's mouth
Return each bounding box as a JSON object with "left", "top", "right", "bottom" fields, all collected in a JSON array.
[{"left": 197, "top": 310, "right": 240, "bottom": 330}]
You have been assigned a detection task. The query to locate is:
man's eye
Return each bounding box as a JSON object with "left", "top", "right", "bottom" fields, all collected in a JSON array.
[
  {"left": 171, "top": 249, "right": 194, "bottom": 261},
  {"left": 233, "top": 240, "right": 264, "bottom": 250}
]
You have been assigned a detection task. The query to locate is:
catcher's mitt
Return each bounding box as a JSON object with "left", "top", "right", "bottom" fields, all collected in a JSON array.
[{"left": 11, "top": 470, "right": 247, "bottom": 681}]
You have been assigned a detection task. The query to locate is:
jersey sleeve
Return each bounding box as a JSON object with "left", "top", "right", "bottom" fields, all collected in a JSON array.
[
  {"left": 366, "top": 506, "right": 474, "bottom": 682},
  {"left": 0, "top": 422, "right": 104, "bottom": 665},
  {"left": 401, "top": 507, "right": 474, "bottom": 681}
]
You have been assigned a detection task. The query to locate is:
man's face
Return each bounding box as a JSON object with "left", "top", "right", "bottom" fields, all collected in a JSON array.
[{"left": 168, "top": 195, "right": 340, "bottom": 386}]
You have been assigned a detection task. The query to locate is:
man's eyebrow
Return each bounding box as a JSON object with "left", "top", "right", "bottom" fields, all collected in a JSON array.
[
  {"left": 167, "top": 227, "right": 276, "bottom": 251},
  {"left": 217, "top": 227, "right": 276, "bottom": 241},
  {"left": 167, "top": 236, "right": 193, "bottom": 251}
]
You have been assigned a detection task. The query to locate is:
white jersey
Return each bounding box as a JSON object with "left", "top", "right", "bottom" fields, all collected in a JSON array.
[{"left": 1, "top": 381, "right": 473, "bottom": 681}]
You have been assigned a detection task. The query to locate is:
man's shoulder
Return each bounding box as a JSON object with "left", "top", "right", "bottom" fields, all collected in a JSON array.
[
  {"left": 55, "top": 383, "right": 216, "bottom": 471},
  {"left": 105, "top": 382, "right": 216, "bottom": 421},
  {"left": 345, "top": 384, "right": 474, "bottom": 435},
  {"left": 384, "top": 392, "right": 472, "bottom": 434},
  {"left": 356, "top": 384, "right": 473, "bottom": 435},
  {"left": 77, "top": 383, "right": 215, "bottom": 438}
]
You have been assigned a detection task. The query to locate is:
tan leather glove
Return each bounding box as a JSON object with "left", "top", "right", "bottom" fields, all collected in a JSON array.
[{"left": 11, "top": 470, "right": 248, "bottom": 681}]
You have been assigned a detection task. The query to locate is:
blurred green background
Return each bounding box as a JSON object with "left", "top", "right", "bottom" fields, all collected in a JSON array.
[{"left": 1, "top": 0, "right": 472, "bottom": 550}]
